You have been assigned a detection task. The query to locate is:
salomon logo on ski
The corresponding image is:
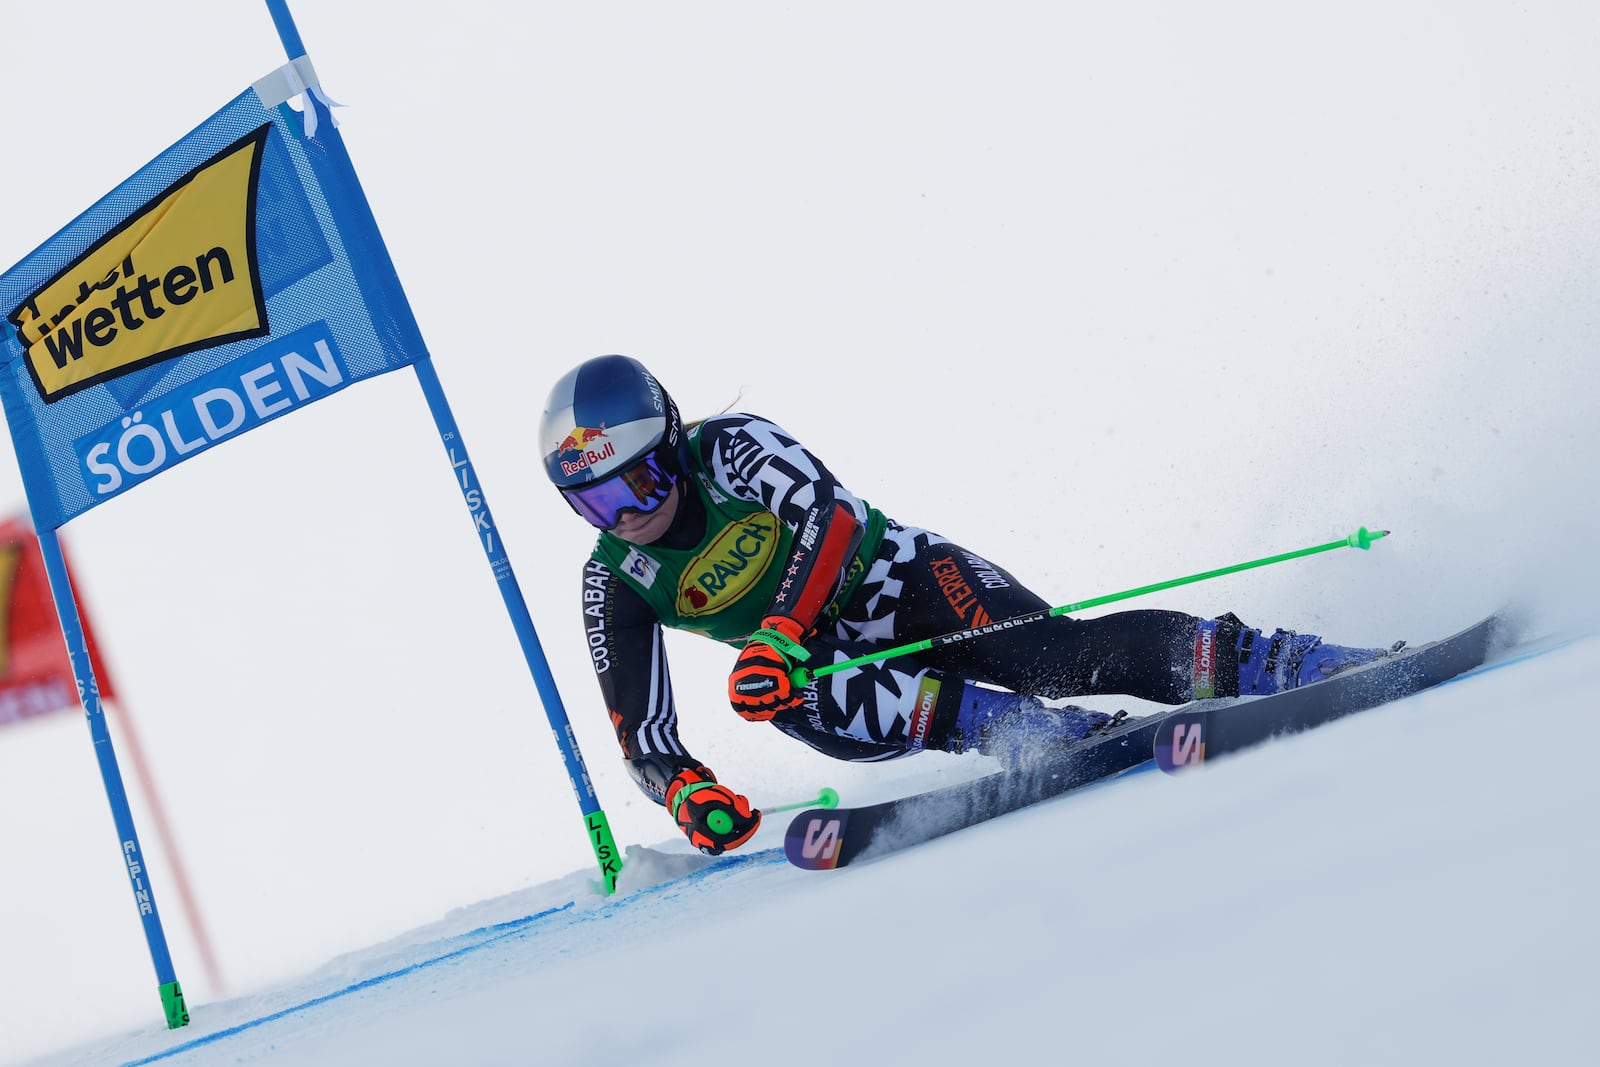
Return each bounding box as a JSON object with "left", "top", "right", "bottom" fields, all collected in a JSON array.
[
  {"left": 1154, "top": 712, "right": 1209, "bottom": 771},
  {"left": 785, "top": 814, "right": 847, "bottom": 869}
]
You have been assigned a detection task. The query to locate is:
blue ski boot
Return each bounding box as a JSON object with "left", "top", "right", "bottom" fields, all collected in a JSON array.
[
  {"left": 950, "top": 685, "right": 1114, "bottom": 766},
  {"left": 1233, "top": 626, "right": 1403, "bottom": 696}
]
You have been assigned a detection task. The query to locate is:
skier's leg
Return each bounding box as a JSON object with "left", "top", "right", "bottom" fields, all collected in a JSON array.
[
  {"left": 766, "top": 641, "right": 955, "bottom": 760},
  {"left": 766, "top": 635, "right": 1081, "bottom": 762},
  {"left": 885, "top": 533, "right": 1397, "bottom": 704},
  {"left": 888, "top": 536, "right": 1201, "bottom": 702},
  {"left": 828, "top": 526, "right": 1128, "bottom": 759}
]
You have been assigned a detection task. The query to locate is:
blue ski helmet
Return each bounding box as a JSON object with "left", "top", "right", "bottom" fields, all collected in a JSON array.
[{"left": 539, "top": 355, "right": 685, "bottom": 529}]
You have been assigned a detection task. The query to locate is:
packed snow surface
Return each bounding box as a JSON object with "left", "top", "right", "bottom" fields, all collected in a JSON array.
[{"left": 22, "top": 629, "right": 1600, "bottom": 1066}]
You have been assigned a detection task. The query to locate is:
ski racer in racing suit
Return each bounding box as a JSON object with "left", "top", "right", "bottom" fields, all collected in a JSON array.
[{"left": 542, "top": 355, "right": 1392, "bottom": 855}]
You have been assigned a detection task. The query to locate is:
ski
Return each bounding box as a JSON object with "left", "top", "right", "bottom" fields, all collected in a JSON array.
[
  {"left": 784, "top": 613, "right": 1503, "bottom": 870},
  {"left": 1151, "top": 612, "right": 1502, "bottom": 771}
]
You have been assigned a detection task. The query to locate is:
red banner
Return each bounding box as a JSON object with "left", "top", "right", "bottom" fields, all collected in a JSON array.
[{"left": 0, "top": 517, "right": 115, "bottom": 726}]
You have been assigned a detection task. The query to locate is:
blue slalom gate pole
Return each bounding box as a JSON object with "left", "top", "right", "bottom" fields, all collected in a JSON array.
[
  {"left": 410, "top": 356, "right": 620, "bottom": 890},
  {"left": 261, "top": 0, "right": 621, "bottom": 891},
  {"left": 35, "top": 528, "right": 190, "bottom": 1028}
]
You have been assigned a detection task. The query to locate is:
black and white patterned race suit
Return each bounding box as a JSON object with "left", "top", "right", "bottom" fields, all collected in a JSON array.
[{"left": 582, "top": 413, "right": 1204, "bottom": 805}]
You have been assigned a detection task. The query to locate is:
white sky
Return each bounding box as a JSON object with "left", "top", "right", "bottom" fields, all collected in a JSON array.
[{"left": 1, "top": 2, "right": 1598, "bottom": 1061}]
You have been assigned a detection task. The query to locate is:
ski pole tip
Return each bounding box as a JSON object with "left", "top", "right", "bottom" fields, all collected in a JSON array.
[
  {"left": 817, "top": 786, "right": 840, "bottom": 809},
  {"left": 1348, "top": 527, "right": 1390, "bottom": 550}
]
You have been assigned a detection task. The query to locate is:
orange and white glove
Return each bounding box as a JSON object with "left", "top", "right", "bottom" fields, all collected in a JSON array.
[
  {"left": 665, "top": 765, "right": 761, "bottom": 855},
  {"left": 728, "top": 615, "right": 810, "bottom": 721}
]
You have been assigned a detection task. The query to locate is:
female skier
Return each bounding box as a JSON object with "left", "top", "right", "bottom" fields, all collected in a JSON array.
[{"left": 541, "top": 355, "right": 1392, "bottom": 855}]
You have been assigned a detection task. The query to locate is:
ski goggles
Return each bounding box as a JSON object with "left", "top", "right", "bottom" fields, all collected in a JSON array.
[{"left": 560, "top": 448, "right": 679, "bottom": 530}]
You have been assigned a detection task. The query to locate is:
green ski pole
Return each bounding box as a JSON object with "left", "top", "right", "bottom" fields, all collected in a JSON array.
[
  {"left": 775, "top": 527, "right": 1390, "bottom": 687},
  {"left": 760, "top": 787, "right": 841, "bottom": 815}
]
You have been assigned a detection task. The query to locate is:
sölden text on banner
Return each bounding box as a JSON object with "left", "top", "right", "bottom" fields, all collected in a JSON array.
[{"left": 0, "top": 74, "right": 427, "bottom": 530}]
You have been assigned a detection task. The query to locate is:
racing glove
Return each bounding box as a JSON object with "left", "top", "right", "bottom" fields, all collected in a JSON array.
[
  {"left": 665, "top": 765, "right": 761, "bottom": 855},
  {"left": 728, "top": 615, "right": 809, "bottom": 721}
]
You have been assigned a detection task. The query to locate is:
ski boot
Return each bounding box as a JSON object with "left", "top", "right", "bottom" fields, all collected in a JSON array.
[
  {"left": 950, "top": 686, "right": 1116, "bottom": 766},
  {"left": 1233, "top": 625, "right": 1405, "bottom": 696}
]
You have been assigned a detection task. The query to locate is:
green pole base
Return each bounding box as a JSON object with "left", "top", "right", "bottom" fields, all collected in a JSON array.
[
  {"left": 160, "top": 980, "right": 189, "bottom": 1029},
  {"left": 585, "top": 810, "right": 622, "bottom": 895}
]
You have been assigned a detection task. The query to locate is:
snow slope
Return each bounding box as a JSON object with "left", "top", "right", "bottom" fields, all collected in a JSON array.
[{"left": 21, "top": 625, "right": 1599, "bottom": 1067}]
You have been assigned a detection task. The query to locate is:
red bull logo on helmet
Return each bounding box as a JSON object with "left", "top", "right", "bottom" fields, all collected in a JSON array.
[
  {"left": 557, "top": 423, "right": 607, "bottom": 454},
  {"left": 557, "top": 424, "right": 612, "bottom": 477}
]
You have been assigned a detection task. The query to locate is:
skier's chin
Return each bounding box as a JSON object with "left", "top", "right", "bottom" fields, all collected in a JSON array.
[{"left": 611, "top": 486, "right": 679, "bottom": 545}]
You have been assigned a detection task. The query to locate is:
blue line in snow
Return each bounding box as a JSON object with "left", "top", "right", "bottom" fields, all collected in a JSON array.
[
  {"left": 118, "top": 901, "right": 575, "bottom": 1066},
  {"left": 119, "top": 848, "right": 786, "bottom": 1065}
]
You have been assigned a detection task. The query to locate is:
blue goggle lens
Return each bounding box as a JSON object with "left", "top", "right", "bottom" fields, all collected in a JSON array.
[{"left": 561, "top": 450, "right": 678, "bottom": 529}]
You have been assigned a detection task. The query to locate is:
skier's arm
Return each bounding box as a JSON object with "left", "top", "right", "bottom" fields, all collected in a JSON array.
[
  {"left": 580, "top": 558, "right": 698, "bottom": 803},
  {"left": 582, "top": 558, "right": 764, "bottom": 854},
  {"left": 699, "top": 415, "right": 868, "bottom": 719},
  {"left": 769, "top": 498, "right": 865, "bottom": 626},
  {"left": 697, "top": 414, "right": 867, "bottom": 632}
]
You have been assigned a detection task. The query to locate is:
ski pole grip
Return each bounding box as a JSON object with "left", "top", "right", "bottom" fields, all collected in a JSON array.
[{"left": 754, "top": 624, "right": 812, "bottom": 688}]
